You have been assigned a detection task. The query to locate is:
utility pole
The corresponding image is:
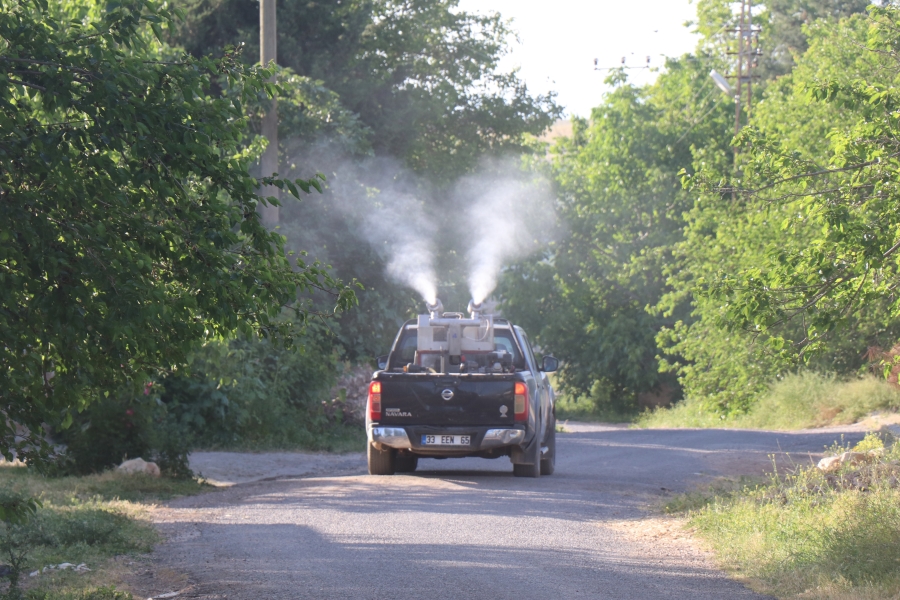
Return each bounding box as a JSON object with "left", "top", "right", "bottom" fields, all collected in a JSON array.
[
  {"left": 259, "top": 0, "right": 278, "bottom": 225},
  {"left": 728, "top": 0, "right": 761, "bottom": 139}
]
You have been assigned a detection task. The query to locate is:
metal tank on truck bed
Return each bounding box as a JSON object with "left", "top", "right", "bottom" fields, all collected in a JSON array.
[{"left": 366, "top": 299, "right": 559, "bottom": 477}]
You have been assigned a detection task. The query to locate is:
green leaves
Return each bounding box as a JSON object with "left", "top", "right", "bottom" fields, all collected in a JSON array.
[
  {"left": 0, "top": 492, "right": 41, "bottom": 527},
  {"left": 501, "top": 57, "right": 734, "bottom": 408},
  {"left": 665, "top": 6, "right": 900, "bottom": 414},
  {"left": 0, "top": 0, "right": 355, "bottom": 466},
  {"left": 172, "top": 0, "right": 560, "bottom": 185}
]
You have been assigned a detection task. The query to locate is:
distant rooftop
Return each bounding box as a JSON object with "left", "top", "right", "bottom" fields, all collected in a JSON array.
[{"left": 538, "top": 119, "right": 573, "bottom": 144}]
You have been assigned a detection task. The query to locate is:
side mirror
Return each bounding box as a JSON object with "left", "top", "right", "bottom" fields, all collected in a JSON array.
[
  {"left": 540, "top": 355, "right": 559, "bottom": 373},
  {"left": 376, "top": 355, "right": 389, "bottom": 370}
]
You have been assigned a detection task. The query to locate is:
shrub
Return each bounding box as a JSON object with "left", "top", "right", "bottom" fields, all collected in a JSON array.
[
  {"left": 741, "top": 372, "right": 900, "bottom": 429},
  {"left": 160, "top": 330, "right": 350, "bottom": 449},
  {"left": 0, "top": 487, "right": 41, "bottom": 599},
  {"left": 28, "top": 509, "right": 133, "bottom": 549},
  {"left": 56, "top": 390, "right": 193, "bottom": 478},
  {"left": 59, "top": 395, "right": 157, "bottom": 476},
  {"left": 56, "top": 328, "right": 351, "bottom": 471}
]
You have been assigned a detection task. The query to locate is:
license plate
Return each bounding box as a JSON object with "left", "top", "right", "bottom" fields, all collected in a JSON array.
[{"left": 421, "top": 434, "right": 470, "bottom": 446}]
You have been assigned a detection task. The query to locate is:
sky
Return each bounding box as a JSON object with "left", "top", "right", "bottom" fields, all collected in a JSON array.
[{"left": 456, "top": 0, "right": 701, "bottom": 118}]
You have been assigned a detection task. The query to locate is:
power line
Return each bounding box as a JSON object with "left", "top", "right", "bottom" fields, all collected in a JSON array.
[
  {"left": 593, "top": 55, "right": 653, "bottom": 71},
  {"left": 673, "top": 88, "right": 721, "bottom": 147}
]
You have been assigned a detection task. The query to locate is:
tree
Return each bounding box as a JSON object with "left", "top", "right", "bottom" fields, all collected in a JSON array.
[
  {"left": 691, "top": 0, "right": 870, "bottom": 79},
  {"left": 0, "top": 0, "right": 355, "bottom": 464},
  {"left": 171, "top": 0, "right": 561, "bottom": 184},
  {"left": 758, "top": 0, "right": 870, "bottom": 77},
  {"left": 499, "top": 63, "right": 733, "bottom": 411},
  {"left": 169, "top": 0, "right": 561, "bottom": 360},
  {"left": 660, "top": 6, "right": 900, "bottom": 413},
  {"left": 501, "top": 0, "right": 879, "bottom": 414},
  {"left": 693, "top": 6, "right": 900, "bottom": 365}
]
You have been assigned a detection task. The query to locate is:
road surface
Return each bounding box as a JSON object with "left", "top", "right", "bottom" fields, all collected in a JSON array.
[{"left": 145, "top": 424, "right": 864, "bottom": 599}]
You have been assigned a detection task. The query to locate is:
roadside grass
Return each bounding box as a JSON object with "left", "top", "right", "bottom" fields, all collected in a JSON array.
[
  {"left": 0, "top": 466, "right": 209, "bottom": 600},
  {"left": 639, "top": 372, "right": 900, "bottom": 430},
  {"left": 665, "top": 433, "right": 900, "bottom": 599}
]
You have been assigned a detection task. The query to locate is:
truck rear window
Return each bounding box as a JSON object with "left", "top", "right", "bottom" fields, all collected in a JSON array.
[
  {"left": 389, "top": 327, "right": 526, "bottom": 371},
  {"left": 393, "top": 332, "right": 418, "bottom": 365}
]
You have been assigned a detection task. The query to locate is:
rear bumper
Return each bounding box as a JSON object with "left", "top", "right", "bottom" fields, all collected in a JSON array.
[{"left": 369, "top": 424, "right": 526, "bottom": 453}]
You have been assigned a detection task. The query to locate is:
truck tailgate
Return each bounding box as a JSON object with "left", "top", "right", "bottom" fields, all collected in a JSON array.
[{"left": 378, "top": 375, "right": 516, "bottom": 426}]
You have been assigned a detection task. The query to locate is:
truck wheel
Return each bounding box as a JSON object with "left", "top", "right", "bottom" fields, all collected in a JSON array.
[
  {"left": 540, "top": 417, "right": 556, "bottom": 476},
  {"left": 512, "top": 439, "right": 541, "bottom": 478},
  {"left": 368, "top": 443, "right": 395, "bottom": 475},
  {"left": 395, "top": 454, "right": 418, "bottom": 473}
]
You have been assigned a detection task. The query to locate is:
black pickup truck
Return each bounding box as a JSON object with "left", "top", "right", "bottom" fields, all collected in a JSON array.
[{"left": 366, "top": 300, "right": 558, "bottom": 477}]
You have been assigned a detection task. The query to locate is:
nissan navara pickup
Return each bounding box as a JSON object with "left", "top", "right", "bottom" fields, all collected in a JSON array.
[{"left": 366, "top": 299, "right": 558, "bottom": 477}]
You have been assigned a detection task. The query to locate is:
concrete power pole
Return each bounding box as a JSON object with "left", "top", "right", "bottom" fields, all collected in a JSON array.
[
  {"left": 259, "top": 0, "right": 279, "bottom": 225},
  {"left": 730, "top": 0, "right": 761, "bottom": 139}
]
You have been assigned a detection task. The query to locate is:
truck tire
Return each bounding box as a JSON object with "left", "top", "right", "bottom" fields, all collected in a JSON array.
[
  {"left": 513, "top": 438, "right": 541, "bottom": 478},
  {"left": 395, "top": 454, "right": 418, "bottom": 473},
  {"left": 540, "top": 417, "right": 556, "bottom": 476},
  {"left": 368, "top": 443, "right": 395, "bottom": 475}
]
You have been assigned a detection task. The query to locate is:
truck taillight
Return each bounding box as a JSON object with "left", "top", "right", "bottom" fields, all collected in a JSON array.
[
  {"left": 368, "top": 381, "right": 382, "bottom": 421},
  {"left": 514, "top": 382, "right": 528, "bottom": 422}
]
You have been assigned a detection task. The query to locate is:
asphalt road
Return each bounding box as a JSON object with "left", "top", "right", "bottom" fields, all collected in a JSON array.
[{"left": 148, "top": 424, "right": 864, "bottom": 600}]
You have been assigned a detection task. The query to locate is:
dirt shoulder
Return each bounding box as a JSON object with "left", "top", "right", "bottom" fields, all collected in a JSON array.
[{"left": 189, "top": 450, "right": 366, "bottom": 486}]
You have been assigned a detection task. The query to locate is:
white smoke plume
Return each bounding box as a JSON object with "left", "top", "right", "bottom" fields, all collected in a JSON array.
[
  {"left": 455, "top": 164, "right": 556, "bottom": 304},
  {"left": 282, "top": 141, "right": 554, "bottom": 308},
  {"left": 375, "top": 193, "right": 438, "bottom": 305},
  {"left": 283, "top": 145, "right": 439, "bottom": 305}
]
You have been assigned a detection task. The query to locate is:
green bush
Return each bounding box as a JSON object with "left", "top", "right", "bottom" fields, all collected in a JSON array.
[
  {"left": 59, "top": 395, "right": 157, "bottom": 476},
  {"left": 0, "top": 487, "right": 148, "bottom": 600},
  {"left": 55, "top": 328, "right": 348, "bottom": 474},
  {"left": 53, "top": 327, "right": 358, "bottom": 475},
  {"left": 0, "top": 487, "right": 41, "bottom": 598},
  {"left": 0, "top": 466, "right": 204, "bottom": 600},
  {"left": 160, "top": 330, "right": 354, "bottom": 450},
  {"left": 554, "top": 379, "right": 637, "bottom": 422},
  {"left": 56, "top": 391, "right": 192, "bottom": 478},
  {"left": 1, "top": 496, "right": 154, "bottom": 598}
]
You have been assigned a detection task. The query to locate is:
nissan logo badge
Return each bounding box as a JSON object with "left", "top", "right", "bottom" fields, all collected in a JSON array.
[{"left": 441, "top": 388, "right": 454, "bottom": 401}]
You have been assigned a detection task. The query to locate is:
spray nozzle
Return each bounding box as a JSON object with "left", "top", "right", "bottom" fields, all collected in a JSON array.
[
  {"left": 426, "top": 298, "right": 444, "bottom": 319},
  {"left": 467, "top": 299, "right": 484, "bottom": 319}
]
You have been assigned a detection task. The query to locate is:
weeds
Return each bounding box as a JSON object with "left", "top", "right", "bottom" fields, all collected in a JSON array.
[
  {"left": 662, "top": 476, "right": 756, "bottom": 514},
  {"left": 0, "top": 467, "right": 207, "bottom": 600},
  {"left": 668, "top": 433, "right": 900, "bottom": 598},
  {"left": 639, "top": 372, "right": 900, "bottom": 430},
  {"left": 0, "top": 487, "right": 42, "bottom": 599},
  {"left": 26, "top": 586, "right": 133, "bottom": 600}
]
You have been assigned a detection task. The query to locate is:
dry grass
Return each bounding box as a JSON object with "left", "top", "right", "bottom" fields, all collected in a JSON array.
[{"left": 639, "top": 372, "right": 900, "bottom": 431}]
